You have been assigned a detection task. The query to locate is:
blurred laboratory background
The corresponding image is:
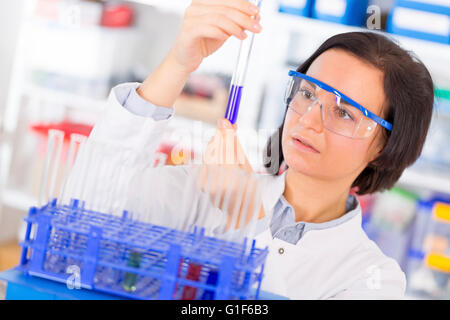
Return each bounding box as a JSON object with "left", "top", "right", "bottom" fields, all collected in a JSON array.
[{"left": 0, "top": 0, "right": 449, "bottom": 299}]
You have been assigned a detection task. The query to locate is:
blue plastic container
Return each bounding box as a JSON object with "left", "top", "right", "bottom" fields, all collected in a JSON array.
[
  {"left": 278, "top": 0, "right": 314, "bottom": 17},
  {"left": 406, "top": 197, "right": 450, "bottom": 281},
  {"left": 387, "top": 0, "right": 450, "bottom": 44},
  {"left": 16, "top": 199, "right": 269, "bottom": 300},
  {"left": 312, "top": 0, "right": 369, "bottom": 26},
  {"left": 405, "top": 197, "right": 450, "bottom": 298}
]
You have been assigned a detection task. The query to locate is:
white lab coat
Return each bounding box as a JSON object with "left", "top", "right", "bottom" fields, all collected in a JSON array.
[{"left": 65, "top": 84, "right": 407, "bottom": 300}]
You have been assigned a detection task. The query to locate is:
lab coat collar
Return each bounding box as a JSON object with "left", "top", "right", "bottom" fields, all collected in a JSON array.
[
  {"left": 258, "top": 170, "right": 363, "bottom": 245},
  {"left": 255, "top": 198, "right": 363, "bottom": 252},
  {"left": 260, "top": 171, "right": 287, "bottom": 221}
]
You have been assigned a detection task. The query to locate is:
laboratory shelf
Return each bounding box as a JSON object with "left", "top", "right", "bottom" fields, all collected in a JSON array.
[
  {"left": 128, "top": 0, "right": 450, "bottom": 75},
  {"left": 270, "top": 13, "right": 450, "bottom": 85},
  {"left": 24, "top": 84, "right": 107, "bottom": 113},
  {"left": 273, "top": 12, "right": 450, "bottom": 54},
  {"left": 398, "top": 167, "right": 450, "bottom": 195},
  {"left": 126, "top": 0, "right": 190, "bottom": 15},
  {"left": 273, "top": 11, "right": 362, "bottom": 37},
  {"left": 2, "top": 189, "right": 38, "bottom": 212}
]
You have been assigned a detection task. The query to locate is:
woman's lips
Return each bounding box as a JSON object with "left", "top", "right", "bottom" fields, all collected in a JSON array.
[{"left": 291, "top": 137, "right": 320, "bottom": 153}]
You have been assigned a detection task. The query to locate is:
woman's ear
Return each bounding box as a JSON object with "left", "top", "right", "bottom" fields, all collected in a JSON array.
[
  {"left": 368, "top": 130, "right": 387, "bottom": 163},
  {"left": 371, "top": 144, "right": 384, "bottom": 162}
]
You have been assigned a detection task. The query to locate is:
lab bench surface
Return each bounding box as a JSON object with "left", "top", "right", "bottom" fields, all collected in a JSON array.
[
  {"left": 0, "top": 241, "right": 21, "bottom": 271},
  {"left": 0, "top": 269, "right": 288, "bottom": 300}
]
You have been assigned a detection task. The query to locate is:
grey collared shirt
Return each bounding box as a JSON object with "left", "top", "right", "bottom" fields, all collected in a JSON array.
[
  {"left": 270, "top": 194, "right": 359, "bottom": 245},
  {"left": 113, "top": 83, "right": 360, "bottom": 244}
]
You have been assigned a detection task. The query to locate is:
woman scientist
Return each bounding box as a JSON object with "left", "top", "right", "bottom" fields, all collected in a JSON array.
[{"left": 67, "top": 0, "right": 434, "bottom": 299}]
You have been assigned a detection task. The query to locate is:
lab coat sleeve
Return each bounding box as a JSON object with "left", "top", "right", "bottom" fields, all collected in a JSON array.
[
  {"left": 117, "top": 82, "right": 174, "bottom": 120},
  {"left": 327, "top": 258, "right": 407, "bottom": 300}
]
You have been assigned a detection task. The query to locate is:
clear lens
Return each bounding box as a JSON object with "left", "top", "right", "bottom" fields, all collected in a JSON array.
[
  {"left": 285, "top": 77, "right": 378, "bottom": 138},
  {"left": 353, "top": 116, "right": 378, "bottom": 138}
]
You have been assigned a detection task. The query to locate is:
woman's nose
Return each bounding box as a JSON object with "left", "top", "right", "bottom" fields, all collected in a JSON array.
[{"left": 298, "top": 100, "right": 324, "bottom": 133}]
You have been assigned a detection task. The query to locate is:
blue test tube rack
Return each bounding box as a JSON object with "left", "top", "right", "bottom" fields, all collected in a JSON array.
[{"left": 16, "top": 198, "right": 268, "bottom": 300}]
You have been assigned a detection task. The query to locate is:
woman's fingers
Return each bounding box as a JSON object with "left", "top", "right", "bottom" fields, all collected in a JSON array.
[
  {"left": 204, "top": 13, "right": 248, "bottom": 40},
  {"left": 194, "top": 0, "right": 260, "bottom": 16},
  {"left": 217, "top": 119, "right": 252, "bottom": 172},
  {"left": 188, "top": 22, "right": 229, "bottom": 43},
  {"left": 203, "top": 119, "right": 245, "bottom": 166},
  {"left": 217, "top": 119, "right": 238, "bottom": 165},
  {"left": 189, "top": 5, "right": 261, "bottom": 38},
  {"left": 173, "top": 0, "right": 261, "bottom": 73}
]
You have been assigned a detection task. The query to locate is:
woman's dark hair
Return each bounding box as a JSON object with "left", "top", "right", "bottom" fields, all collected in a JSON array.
[{"left": 264, "top": 31, "right": 434, "bottom": 195}]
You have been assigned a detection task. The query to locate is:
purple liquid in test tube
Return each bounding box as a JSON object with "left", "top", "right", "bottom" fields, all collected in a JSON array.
[
  {"left": 224, "top": 0, "right": 262, "bottom": 125},
  {"left": 225, "top": 84, "right": 243, "bottom": 125}
]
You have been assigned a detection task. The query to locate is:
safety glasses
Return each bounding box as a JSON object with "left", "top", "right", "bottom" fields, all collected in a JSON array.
[{"left": 284, "top": 70, "right": 392, "bottom": 139}]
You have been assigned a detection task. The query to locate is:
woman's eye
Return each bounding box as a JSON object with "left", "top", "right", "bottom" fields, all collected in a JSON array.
[
  {"left": 300, "top": 88, "right": 315, "bottom": 100},
  {"left": 336, "top": 106, "right": 354, "bottom": 121}
]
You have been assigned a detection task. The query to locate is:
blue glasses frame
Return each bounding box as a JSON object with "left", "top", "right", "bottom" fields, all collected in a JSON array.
[{"left": 288, "top": 70, "right": 393, "bottom": 131}]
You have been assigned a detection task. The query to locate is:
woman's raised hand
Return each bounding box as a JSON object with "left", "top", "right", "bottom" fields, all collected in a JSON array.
[
  {"left": 169, "top": 0, "right": 262, "bottom": 74},
  {"left": 137, "top": 0, "right": 261, "bottom": 108}
]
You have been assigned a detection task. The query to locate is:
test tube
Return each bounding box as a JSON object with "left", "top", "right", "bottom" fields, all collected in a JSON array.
[
  {"left": 181, "top": 262, "right": 202, "bottom": 300},
  {"left": 201, "top": 268, "right": 218, "bottom": 300},
  {"left": 178, "top": 165, "right": 201, "bottom": 232},
  {"left": 122, "top": 250, "right": 142, "bottom": 292},
  {"left": 72, "top": 140, "right": 94, "bottom": 207},
  {"left": 224, "top": 0, "right": 263, "bottom": 124},
  {"left": 39, "top": 129, "right": 65, "bottom": 206},
  {"left": 244, "top": 180, "right": 264, "bottom": 241},
  {"left": 219, "top": 170, "right": 249, "bottom": 240},
  {"left": 122, "top": 153, "right": 143, "bottom": 293},
  {"left": 234, "top": 174, "right": 261, "bottom": 243},
  {"left": 122, "top": 151, "right": 170, "bottom": 293},
  {"left": 58, "top": 133, "right": 87, "bottom": 204},
  {"left": 81, "top": 142, "right": 102, "bottom": 210},
  {"left": 216, "top": 168, "right": 246, "bottom": 239},
  {"left": 194, "top": 165, "right": 217, "bottom": 230},
  {"left": 178, "top": 166, "right": 217, "bottom": 299},
  {"left": 180, "top": 166, "right": 222, "bottom": 300}
]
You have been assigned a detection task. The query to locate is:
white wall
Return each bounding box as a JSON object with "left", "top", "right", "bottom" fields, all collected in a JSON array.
[
  {"left": 0, "top": 0, "right": 24, "bottom": 121},
  {"left": 0, "top": 0, "right": 25, "bottom": 243}
]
